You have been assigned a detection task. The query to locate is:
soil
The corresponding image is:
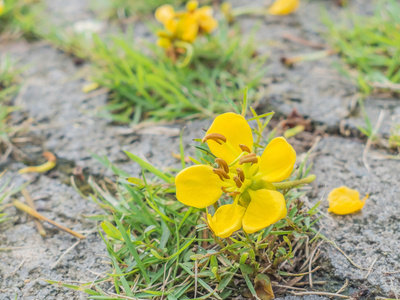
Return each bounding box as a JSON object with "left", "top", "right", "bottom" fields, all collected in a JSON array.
[{"left": 0, "top": 0, "right": 399, "bottom": 299}]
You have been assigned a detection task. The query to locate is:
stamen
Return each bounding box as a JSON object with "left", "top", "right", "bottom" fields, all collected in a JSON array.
[
  {"left": 228, "top": 191, "right": 241, "bottom": 197},
  {"left": 202, "top": 133, "right": 227, "bottom": 145},
  {"left": 239, "top": 153, "right": 258, "bottom": 165},
  {"left": 215, "top": 158, "right": 229, "bottom": 173},
  {"left": 239, "top": 144, "right": 251, "bottom": 153},
  {"left": 233, "top": 176, "right": 242, "bottom": 188},
  {"left": 221, "top": 187, "right": 230, "bottom": 193},
  {"left": 236, "top": 168, "right": 245, "bottom": 182},
  {"left": 213, "top": 168, "right": 230, "bottom": 180}
]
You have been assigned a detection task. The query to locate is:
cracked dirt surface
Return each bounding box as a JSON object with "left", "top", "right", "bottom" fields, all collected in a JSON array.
[{"left": 0, "top": 0, "right": 399, "bottom": 299}]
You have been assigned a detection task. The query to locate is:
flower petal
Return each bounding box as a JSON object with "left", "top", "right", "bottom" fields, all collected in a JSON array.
[
  {"left": 195, "top": 7, "right": 218, "bottom": 33},
  {"left": 175, "top": 165, "right": 222, "bottom": 208},
  {"left": 179, "top": 15, "right": 199, "bottom": 42},
  {"left": 268, "top": 0, "right": 299, "bottom": 15},
  {"left": 207, "top": 203, "right": 246, "bottom": 238},
  {"left": 259, "top": 137, "right": 296, "bottom": 183},
  {"left": 206, "top": 113, "right": 253, "bottom": 164},
  {"left": 328, "top": 186, "right": 368, "bottom": 215},
  {"left": 155, "top": 4, "right": 175, "bottom": 24},
  {"left": 242, "top": 189, "right": 287, "bottom": 234}
]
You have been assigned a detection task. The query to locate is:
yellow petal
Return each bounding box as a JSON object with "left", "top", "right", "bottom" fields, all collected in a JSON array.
[
  {"left": 155, "top": 4, "right": 175, "bottom": 24},
  {"left": 178, "top": 14, "right": 199, "bottom": 42},
  {"left": 206, "top": 113, "right": 253, "bottom": 164},
  {"left": 165, "top": 18, "right": 178, "bottom": 34},
  {"left": 328, "top": 186, "right": 368, "bottom": 215},
  {"left": 268, "top": 0, "right": 299, "bottom": 15},
  {"left": 199, "top": 17, "right": 218, "bottom": 33},
  {"left": 175, "top": 165, "right": 222, "bottom": 208},
  {"left": 259, "top": 137, "right": 296, "bottom": 183},
  {"left": 0, "top": 1, "right": 4, "bottom": 15},
  {"left": 195, "top": 6, "right": 218, "bottom": 32},
  {"left": 196, "top": 6, "right": 212, "bottom": 16},
  {"left": 207, "top": 203, "right": 246, "bottom": 238},
  {"left": 242, "top": 189, "right": 287, "bottom": 234},
  {"left": 157, "top": 37, "right": 172, "bottom": 49},
  {"left": 186, "top": 0, "right": 198, "bottom": 12}
]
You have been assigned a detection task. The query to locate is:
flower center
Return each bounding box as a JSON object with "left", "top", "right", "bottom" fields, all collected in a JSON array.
[{"left": 213, "top": 153, "right": 260, "bottom": 196}]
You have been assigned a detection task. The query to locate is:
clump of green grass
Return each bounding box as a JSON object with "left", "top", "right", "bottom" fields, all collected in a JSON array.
[
  {"left": 389, "top": 122, "right": 400, "bottom": 151},
  {"left": 0, "top": 56, "right": 26, "bottom": 161},
  {"left": 0, "top": 56, "right": 21, "bottom": 100},
  {"left": 89, "top": 24, "right": 266, "bottom": 123},
  {"left": 0, "top": 171, "right": 11, "bottom": 223},
  {"left": 90, "top": 0, "right": 186, "bottom": 20},
  {"left": 0, "top": 0, "right": 38, "bottom": 38},
  {"left": 48, "top": 104, "right": 322, "bottom": 299},
  {"left": 323, "top": 0, "right": 400, "bottom": 94},
  {"left": 0, "top": 171, "right": 26, "bottom": 223}
]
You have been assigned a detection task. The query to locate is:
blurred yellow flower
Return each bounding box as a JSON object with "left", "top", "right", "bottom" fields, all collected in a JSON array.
[
  {"left": 268, "top": 0, "right": 299, "bottom": 15},
  {"left": 175, "top": 113, "right": 297, "bottom": 237},
  {"left": 155, "top": 1, "right": 218, "bottom": 48},
  {"left": 328, "top": 186, "right": 368, "bottom": 215},
  {"left": 0, "top": 0, "right": 4, "bottom": 15}
]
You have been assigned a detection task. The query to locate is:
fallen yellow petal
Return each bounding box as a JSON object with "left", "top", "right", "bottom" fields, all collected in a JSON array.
[
  {"left": 268, "top": 0, "right": 299, "bottom": 15},
  {"left": 82, "top": 82, "right": 99, "bottom": 93},
  {"left": 19, "top": 152, "right": 57, "bottom": 174},
  {"left": 328, "top": 186, "right": 368, "bottom": 215}
]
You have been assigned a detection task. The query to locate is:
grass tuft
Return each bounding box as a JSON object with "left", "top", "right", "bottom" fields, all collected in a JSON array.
[
  {"left": 48, "top": 107, "right": 322, "bottom": 299},
  {"left": 90, "top": 0, "right": 186, "bottom": 20},
  {"left": 323, "top": 0, "right": 400, "bottom": 94},
  {"left": 89, "top": 23, "right": 267, "bottom": 123}
]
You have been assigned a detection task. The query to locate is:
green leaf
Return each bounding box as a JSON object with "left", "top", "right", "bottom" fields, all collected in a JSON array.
[
  {"left": 101, "top": 221, "right": 122, "bottom": 240},
  {"left": 240, "top": 264, "right": 253, "bottom": 275},
  {"left": 114, "top": 216, "right": 150, "bottom": 283},
  {"left": 124, "top": 151, "right": 174, "bottom": 183}
]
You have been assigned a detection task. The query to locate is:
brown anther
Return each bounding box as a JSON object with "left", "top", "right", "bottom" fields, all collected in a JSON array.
[
  {"left": 202, "top": 133, "right": 227, "bottom": 145},
  {"left": 228, "top": 191, "right": 241, "bottom": 197},
  {"left": 215, "top": 158, "right": 229, "bottom": 173},
  {"left": 239, "top": 144, "right": 251, "bottom": 153},
  {"left": 233, "top": 176, "right": 242, "bottom": 188},
  {"left": 239, "top": 153, "right": 258, "bottom": 165},
  {"left": 221, "top": 187, "right": 230, "bottom": 193},
  {"left": 213, "top": 168, "right": 230, "bottom": 180},
  {"left": 236, "top": 168, "right": 245, "bottom": 182}
]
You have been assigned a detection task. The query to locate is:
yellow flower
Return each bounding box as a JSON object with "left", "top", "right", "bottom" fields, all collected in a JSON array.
[
  {"left": 0, "top": 0, "right": 4, "bottom": 15},
  {"left": 155, "top": 1, "right": 217, "bottom": 46},
  {"left": 268, "top": 0, "right": 300, "bottom": 15},
  {"left": 175, "top": 113, "right": 296, "bottom": 237},
  {"left": 328, "top": 186, "right": 368, "bottom": 215}
]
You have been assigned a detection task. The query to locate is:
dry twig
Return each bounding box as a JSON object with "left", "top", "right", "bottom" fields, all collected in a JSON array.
[
  {"left": 21, "top": 189, "right": 46, "bottom": 237},
  {"left": 13, "top": 200, "right": 85, "bottom": 239}
]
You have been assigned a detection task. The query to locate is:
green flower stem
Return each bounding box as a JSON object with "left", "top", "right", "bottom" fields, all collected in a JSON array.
[
  {"left": 173, "top": 41, "right": 194, "bottom": 68},
  {"left": 272, "top": 174, "right": 316, "bottom": 190}
]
